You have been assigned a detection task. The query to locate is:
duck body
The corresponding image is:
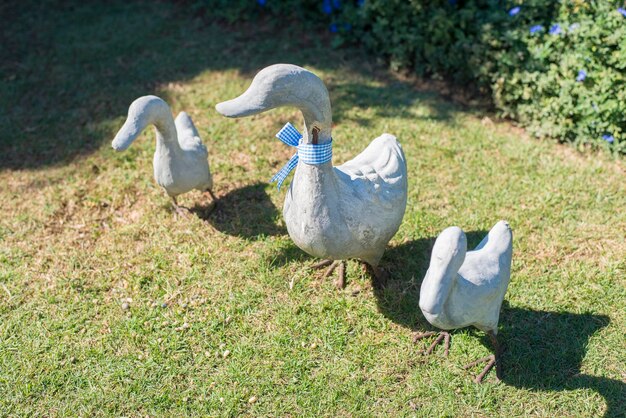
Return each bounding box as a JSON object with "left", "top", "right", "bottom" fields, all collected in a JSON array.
[
  {"left": 285, "top": 134, "right": 407, "bottom": 266},
  {"left": 113, "top": 96, "right": 212, "bottom": 202},
  {"left": 152, "top": 111, "right": 212, "bottom": 197},
  {"left": 216, "top": 64, "right": 407, "bottom": 268},
  {"left": 419, "top": 221, "right": 513, "bottom": 334}
]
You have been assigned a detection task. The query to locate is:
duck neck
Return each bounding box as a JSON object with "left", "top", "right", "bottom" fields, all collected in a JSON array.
[
  {"left": 293, "top": 117, "right": 334, "bottom": 189},
  {"left": 152, "top": 112, "right": 181, "bottom": 157},
  {"left": 420, "top": 266, "right": 457, "bottom": 315},
  {"left": 300, "top": 111, "right": 332, "bottom": 145}
]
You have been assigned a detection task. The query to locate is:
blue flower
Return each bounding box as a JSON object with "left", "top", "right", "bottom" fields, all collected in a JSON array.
[
  {"left": 509, "top": 6, "right": 521, "bottom": 16},
  {"left": 549, "top": 24, "right": 562, "bottom": 35},
  {"left": 602, "top": 134, "right": 615, "bottom": 144},
  {"left": 576, "top": 70, "right": 587, "bottom": 82},
  {"left": 332, "top": 0, "right": 341, "bottom": 9},
  {"left": 357, "top": 0, "right": 365, "bottom": 6},
  {"left": 329, "top": 23, "right": 338, "bottom": 33},
  {"left": 323, "top": 0, "right": 332, "bottom": 14},
  {"left": 257, "top": 0, "right": 266, "bottom": 5},
  {"left": 569, "top": 23, "right": 580, "bottom": 32},
  {"left": 529, "top": 25, "right": 544, "bottom": 34},
  {"left": 449, "top": 0, "right": 458, "bottom": 5},
  {"left": 618, "top": 7, "right": 626, "bottom": 17}
]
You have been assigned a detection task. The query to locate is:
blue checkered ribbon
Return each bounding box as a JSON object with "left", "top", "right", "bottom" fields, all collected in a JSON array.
[{"left": 270, "top": 122, "right": 333, "bottom": 190}]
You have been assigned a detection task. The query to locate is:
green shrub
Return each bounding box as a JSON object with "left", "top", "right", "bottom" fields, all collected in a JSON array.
[{"left": 196, "top": 0, "right": 625, "bottom": 153}]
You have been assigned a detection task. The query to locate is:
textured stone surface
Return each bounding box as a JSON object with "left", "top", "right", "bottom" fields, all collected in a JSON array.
[
  {"left": 112, "top": 95, "right": 212, "bottom": 198},
  {"left": 216, "top": 64, "right": 407, "bottom": 266},
  {"left": 419, "top": 221, "right": 513, "bottom": 334}
]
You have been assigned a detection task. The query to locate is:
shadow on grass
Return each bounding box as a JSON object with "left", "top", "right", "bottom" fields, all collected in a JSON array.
[
  {"left": 0, "top": 0, "right": 463, "bottom": 170},
  {"left": 193, "top": 183, "right": 285, "bottom": 239},
  {"left": 265, "top": 241, "right": 312, "bottom": 269},
  {"left": 375, "top": 235, "right": 624, "bottom": 417},
  {"left": 330, "top": 81, "right": 457, "bottom": 127},
  {"left": 499, "top": 305, "right": 624, "bottom": 418}
]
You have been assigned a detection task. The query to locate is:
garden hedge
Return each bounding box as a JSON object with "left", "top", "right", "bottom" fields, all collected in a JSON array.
[{"left": 198, "top": 0, "right": 625, "bottom": 153}]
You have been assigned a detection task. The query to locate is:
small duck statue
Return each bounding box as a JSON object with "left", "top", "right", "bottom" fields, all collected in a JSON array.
[
  {"left": 112, "top": 95, "right": 216, "bottom": 213},
  {"left": 416, "top": 221, "right": 513, "bottom": 383},
  {"left": 216, "top": 64, "right": 407, "bottom": 287}
]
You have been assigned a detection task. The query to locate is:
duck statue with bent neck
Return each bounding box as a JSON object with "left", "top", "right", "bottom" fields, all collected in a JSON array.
[
  {"left": 216, "top": 64, "right": 408, "bottom": 287},
  {"left": 416, "top": 220, "right": 513, "bottom": 383},
  {"left": 112, "top": 95, "right": 216, "bottom": 214}
]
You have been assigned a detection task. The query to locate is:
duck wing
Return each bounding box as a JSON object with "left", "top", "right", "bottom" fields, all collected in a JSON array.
[
  {"left": 334, "top": 133, "right": 407, "bottom": 209},
  {"left": 454, "top": 221, "right": 513, "bottom": 330},
  {"left": 175, "top": 112, "right": 208, "bottom": 158}
]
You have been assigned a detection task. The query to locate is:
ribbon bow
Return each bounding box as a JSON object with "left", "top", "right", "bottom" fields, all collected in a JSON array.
[{"left": 270, "top": 123, "right": 332, "bottom": 190}]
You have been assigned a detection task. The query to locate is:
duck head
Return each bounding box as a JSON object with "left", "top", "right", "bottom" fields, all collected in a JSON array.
[
  {"left": 112, "top": 95, "right": 175, "bottom": 151},
  {"left": 215, "top": 64, "right": 332, "bottom": 144},
  {"left": 419, "top": 226, "right": 468, "bottom": 315}
]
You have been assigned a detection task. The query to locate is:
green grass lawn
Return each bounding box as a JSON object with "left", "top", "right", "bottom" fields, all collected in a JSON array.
[{"left": 1, "top": 1, "right": 625, "bottom": 416}]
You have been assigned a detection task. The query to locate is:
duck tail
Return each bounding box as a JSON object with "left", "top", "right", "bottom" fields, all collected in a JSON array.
[
  {"left": 174, "top": 111, "right": 199, "bottom": 138},
  {"left": 474, "top": 220, "right": 513, "bottom": 255}
]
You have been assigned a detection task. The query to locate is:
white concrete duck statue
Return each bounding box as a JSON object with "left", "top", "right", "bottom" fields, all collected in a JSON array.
[
  {"left": 112, "top": 95, "right": 216, "bottom": 213},
  {"left": 215, "top": 64, "right": 408, "bottom": 288},
  {"left": 415, "top": 220, "right": 513, "bottom": 383}
]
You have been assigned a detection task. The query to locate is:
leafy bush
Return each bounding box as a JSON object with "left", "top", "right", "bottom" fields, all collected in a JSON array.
[{"left": 196, "top": 0, "right": 626, "bottom": 153}]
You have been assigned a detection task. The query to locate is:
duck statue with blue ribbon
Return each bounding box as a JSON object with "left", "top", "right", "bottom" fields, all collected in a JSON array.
[{"left": 216, "top": 64, "right": 408, "bottom": 288}]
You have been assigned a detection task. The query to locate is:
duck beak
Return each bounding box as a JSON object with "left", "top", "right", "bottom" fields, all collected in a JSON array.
[
  {"left": 215, "top": 80, "right": 282, "bottom": 118},
  {"left": 112, "top": 120, "right": 141, "bottom": 151},
  {"left": 215, "top": 90, "right": 268, "bottom": 118}
]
